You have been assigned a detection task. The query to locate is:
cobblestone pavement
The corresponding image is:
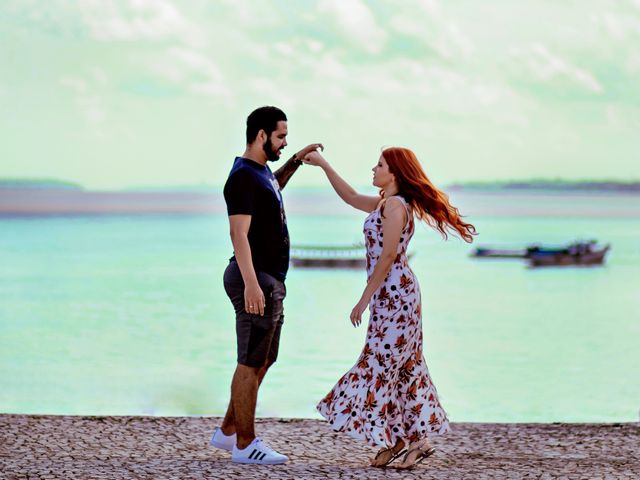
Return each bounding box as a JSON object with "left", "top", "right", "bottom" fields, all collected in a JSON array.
[{"left": 1, "top": 415, "right": 638, "bottom": 479}]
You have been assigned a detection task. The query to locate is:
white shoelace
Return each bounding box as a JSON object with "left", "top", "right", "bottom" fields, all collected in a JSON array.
[{"left": 253, "top": 438, "right": 277, "bottom": 455}]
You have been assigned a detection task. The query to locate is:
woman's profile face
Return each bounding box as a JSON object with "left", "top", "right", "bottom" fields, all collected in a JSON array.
[{"left": 372, "top": 155, "right": 394, "bottom": 188}]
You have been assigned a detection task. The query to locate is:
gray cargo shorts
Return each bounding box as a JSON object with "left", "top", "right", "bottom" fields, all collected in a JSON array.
[{"left": 223, "top": 260, "right": 286, "bottom": 368}]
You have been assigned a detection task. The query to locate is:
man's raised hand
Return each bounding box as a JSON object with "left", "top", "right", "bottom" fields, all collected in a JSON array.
[{"left": 295, "top": 143, "right": 324, "bottom": 160}]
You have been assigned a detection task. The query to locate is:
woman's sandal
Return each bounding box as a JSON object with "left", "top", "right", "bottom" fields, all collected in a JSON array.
[
  {"left": 395, "top": 439, "right": 436, "bottom": 470},
  {"left": 370, "top": 443, "right": 407, "bottom": 468}
]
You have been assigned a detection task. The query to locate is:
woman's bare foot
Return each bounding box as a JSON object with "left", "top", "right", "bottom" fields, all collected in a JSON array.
[
  {"left": 395, "top": 438, "right": 436, "bottom": 470},
  {"left": 370, "top": 439, "right": 406, "bottom": 467}
]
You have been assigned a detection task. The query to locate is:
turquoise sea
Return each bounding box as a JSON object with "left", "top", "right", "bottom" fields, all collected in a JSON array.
[{"left": 1, "top": 190, "right": 639, "bottom": 422}]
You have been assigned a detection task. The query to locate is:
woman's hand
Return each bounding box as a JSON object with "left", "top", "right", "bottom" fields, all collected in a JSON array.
[
  {"left": 350, "top": 297, "right": 369, "bottom": 327},
  {"left": 303, "top": 151, "right": 329, "bottom": 168},
  {"left": 296, "top": 143, "right": 324, "bottom": 161}
]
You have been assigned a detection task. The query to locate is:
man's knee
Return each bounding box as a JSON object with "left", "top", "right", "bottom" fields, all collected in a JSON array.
[
  {"left": 257, "top": 363, "right": 269, "bottom": 377},
  {"left": 264, "top": 355, "right": 279, "bottom": 370},
  {"left": 234, "top": 363, "right": 261, "bottom": 379},
  {"left": 255, "top": 360, "right": 274, "bottom": 380}
]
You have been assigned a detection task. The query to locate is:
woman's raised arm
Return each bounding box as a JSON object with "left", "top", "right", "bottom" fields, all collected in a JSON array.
[{"left": 303, "top": 151, "right": 380, "bottom": 213}]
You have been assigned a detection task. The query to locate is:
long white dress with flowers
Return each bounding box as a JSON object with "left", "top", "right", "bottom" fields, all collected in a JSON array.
[{"left": 317, "top": 196, "right": 450, "bottom": 448}]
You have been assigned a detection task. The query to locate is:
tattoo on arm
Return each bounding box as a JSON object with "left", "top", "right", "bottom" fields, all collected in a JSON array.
[{"left": 274, "top": 154, "right": 302, "bottom": 190}]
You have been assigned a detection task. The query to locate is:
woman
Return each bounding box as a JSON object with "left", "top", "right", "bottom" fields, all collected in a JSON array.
[{"left": 304, "top": 147, "right": 476, "bottom": 469}]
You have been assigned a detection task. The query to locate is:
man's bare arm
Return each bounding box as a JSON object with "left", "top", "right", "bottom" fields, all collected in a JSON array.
[
  {"left": 229, "top": 214, "right": 265, "bottom": 316},
  {"left": 274, "top": 143, "right": 324, "bottom": 190},
  {"left": 273, "top": 154, "right": 302, "bottom": 190}
]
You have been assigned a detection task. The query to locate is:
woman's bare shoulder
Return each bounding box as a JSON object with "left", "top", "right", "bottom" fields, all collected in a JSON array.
[
  {"left": 380, "top": 196, "right": 407, "bottom": 221},
  {"left": 383, "top": 196, "right": 406, "bottom": 210}
]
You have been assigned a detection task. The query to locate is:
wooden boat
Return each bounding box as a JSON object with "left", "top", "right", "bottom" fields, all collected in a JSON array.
[
  {"left": 471, "top": 245, "right": 561, "bottom": 258},
  {"left": 291, "top": 244, "right": 414, "bottom": 269},
  {"left": 528, "top": 244, "right": 610, "bottom": 267},
  {"left": 472, "top": 240, "right": 610, "bottom": 267},
  {"left": 473, "top": 241, "right": 600, "bottom": 259},
  {"left": 472, "top": 247, "right": 528, "bottom": 258},
  {"left": 290, "top": 244, "right": 366, "bottom": 269}
]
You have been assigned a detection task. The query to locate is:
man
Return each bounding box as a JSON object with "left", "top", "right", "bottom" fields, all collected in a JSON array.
[{"left": 210, "top": 106, "right": 322, "bottom": 465}]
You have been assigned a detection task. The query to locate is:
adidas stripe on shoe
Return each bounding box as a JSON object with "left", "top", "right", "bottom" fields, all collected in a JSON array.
[{"left": 231, "top": 437, "right": 288, "bottom": 465}]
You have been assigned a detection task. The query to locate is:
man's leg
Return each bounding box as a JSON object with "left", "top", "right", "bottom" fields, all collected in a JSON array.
[
  {"left": 220, "top": 261, "right": 271, "bottom": 441},
  {"left": 229, "top": 364, "right": 261, "bottom": 449},
  {"left": 220, "top": 362, "right": 272, "bottom": 436},
  {"left": 227, "top": 354, "right": 287, "bottom": 465},
  {"left": 219, "top": 269, "right": 284, "bottom": 449}
]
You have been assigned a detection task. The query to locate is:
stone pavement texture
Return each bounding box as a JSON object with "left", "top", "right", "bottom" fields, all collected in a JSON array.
[{"left": 1, "top": 415, "right": 638, "bottom": 479}]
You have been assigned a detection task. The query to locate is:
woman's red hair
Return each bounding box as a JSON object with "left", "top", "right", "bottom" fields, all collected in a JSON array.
[{"left": 381, "top": 147, "right": 477, "bottom": 243}]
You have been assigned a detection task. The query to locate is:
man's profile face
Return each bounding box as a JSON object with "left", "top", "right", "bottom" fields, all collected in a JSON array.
[{"left": 263, "top": 120, "right": 288, "bottom": 162}]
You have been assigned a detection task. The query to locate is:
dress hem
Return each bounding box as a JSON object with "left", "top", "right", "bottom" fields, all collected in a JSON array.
[{"left": 316, "top": 404, "right": 451, "bottom": 449}]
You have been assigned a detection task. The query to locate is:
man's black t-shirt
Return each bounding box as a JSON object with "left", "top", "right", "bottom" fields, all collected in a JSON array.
[{"left": 223, "top": 157, "right": 289, "bottom": 282}]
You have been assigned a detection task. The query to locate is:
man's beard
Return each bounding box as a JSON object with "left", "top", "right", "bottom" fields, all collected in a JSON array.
[{"left": 263, "top": 137, "right": 281, "bottom": 162}]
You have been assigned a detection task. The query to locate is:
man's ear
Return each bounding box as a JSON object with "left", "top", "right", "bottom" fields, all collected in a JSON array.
[{"left": 257, "top": 129, "right": 267, "bottom": 144}]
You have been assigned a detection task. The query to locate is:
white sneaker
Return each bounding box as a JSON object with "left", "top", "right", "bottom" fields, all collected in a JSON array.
[
  {"left": 210, "top": 427, "right": 236, "bottom": 452},
  {"left": 231, "top": 437, "right": 288, "bottom": 465}
]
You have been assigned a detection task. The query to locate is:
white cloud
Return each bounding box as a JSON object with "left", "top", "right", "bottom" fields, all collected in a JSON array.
[
  {"left": 163, "top": 47, "right": 229, "bottom": 98},
  {"left": 445, "top": 22, "right": 475, "bottom": 58},
  {"left": 169, "top": 47, "right": 222, "bottom": 81},
  {"left": 77, "top": 0, "right": 202, "bottom": 45},
  {"left": 388, "top": 5, "right": 475, "bottom": 61},
  {"left": 473, "top": 83, "right": 502, "bottom": 106},
  {"left": 512, "top": 43, "right": 603, "bottom": 94},
  {"left": 59, "top": 74, "right": 107, "bottom": 126},
  {"left": 307, "top": 40, "right": 324, "bottom": 54},
  {"left": 417, "top": 0, "right": 442, "bottom": 19},
  {"left": 216, "top": 0, "right": 283, "bottom": 28},
  {"left": 247, "top": 77, "right": 295, "bottom": 109},
  {"left": 599, "top": 12, "right": 640, "bottom": 40},
  {"left": 60, "top": 77, "right": 88, "bottom": 94},
  {"left": 274, "top": 42, "right": 294, "bottom": 57},
  {"left": 312, "top": 53, "right": 348, "bottom": 79},
  {"left": 318, "top": 0, "right": 387, "bottom": 54},
  {"left": 4, "top": 0, "right": 640, "bottom": 186},
  {"left": 627, "top": 50, "right": 640, "bottom": 73},
  {"left": 289, "top": 52, "right": 520, "bottom": 128}
]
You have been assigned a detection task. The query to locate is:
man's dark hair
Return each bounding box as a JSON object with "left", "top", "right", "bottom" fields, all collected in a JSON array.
[{"left": 246, "top": 106, "right": 287, "bottom": 144}]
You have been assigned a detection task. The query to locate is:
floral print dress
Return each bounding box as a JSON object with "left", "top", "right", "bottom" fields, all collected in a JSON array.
[{"left": 316, "top": 196, "right": 450, "bottom": 448}]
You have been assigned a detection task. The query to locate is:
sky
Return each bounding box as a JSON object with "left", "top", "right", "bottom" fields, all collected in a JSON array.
[{"left": 1, "top": 0, "right": 639, "bottom": 190}]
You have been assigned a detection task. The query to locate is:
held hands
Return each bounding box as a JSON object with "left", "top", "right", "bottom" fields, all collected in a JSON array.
[
  {"left": 296, "top": 143, "right": 324, "bottom": 161},
  {"left": 350, "top": 297, "right": 369, "bottom": 327},
  {"left": 302, "top": 150, "right": 328, "bottom": 168},
  {"left": 244, "top": 282, "right": 265, "bottom": 316}
]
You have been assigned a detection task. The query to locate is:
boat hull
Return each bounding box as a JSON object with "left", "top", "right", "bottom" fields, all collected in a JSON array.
[
  {"left": 472, "top": 248, "right": 527, "bottom": 258},
  {"left": 290, "top": 258, "right": 365, "bottom": 269},
  {"left": 528, "top": 246, "right": 610, "bottom": 267}
]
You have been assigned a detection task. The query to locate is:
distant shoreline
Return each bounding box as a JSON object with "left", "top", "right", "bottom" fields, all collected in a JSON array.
[
  {"left": 2, "top": 178, "right": 640, "bottom": 194},
  {"left": 0, "top": 188, "right": 226, "bottom": 215},
  {"left": 448, "top": 181, "right": 640, "bottom": 193},
  {"left": 1, "top": 185, "right": 640, "bottom": 216}
]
